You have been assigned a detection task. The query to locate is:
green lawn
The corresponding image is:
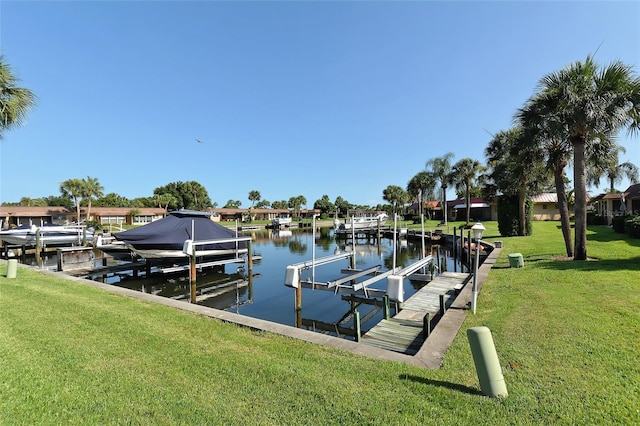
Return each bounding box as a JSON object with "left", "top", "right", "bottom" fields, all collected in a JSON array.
[{"left": 1, "top": 221, "right": 638, "bottom": 424}]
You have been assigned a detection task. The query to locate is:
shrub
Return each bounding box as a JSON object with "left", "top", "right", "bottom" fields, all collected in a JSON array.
[
  {"left": 587, "top": 212, "right": 606, "bottom": 225},
  {"left": 623, "top": 216, "right": 640, "bottom": 238},
  {"left": 497, "top": 195, "right": 532, "bottom": 236},
  {"left": 611, "top": 215, "right": 629, "bottom": 233}
]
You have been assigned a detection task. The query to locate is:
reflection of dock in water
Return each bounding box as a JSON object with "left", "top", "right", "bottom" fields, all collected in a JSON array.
[{"left": 361, "top": 272, "right": 470, "bottom": 355}]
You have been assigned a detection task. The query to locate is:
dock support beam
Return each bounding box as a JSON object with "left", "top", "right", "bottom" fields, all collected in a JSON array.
[
  {"left": 295, "top": 281, "right": 302, "bottom": 328},
  {"left": 354, "top": 310, "right": 361, "bottom": 342},
  {"left": 190, "top": 247, "right": 197, "bottom": 303},
  {"left": 423, "top": 312, "right": 431, "bottom": 337}
]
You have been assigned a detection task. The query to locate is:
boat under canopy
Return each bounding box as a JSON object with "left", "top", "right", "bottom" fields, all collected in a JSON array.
[{"left": 114, "top": 210, "right": 248, "bottom": 261}]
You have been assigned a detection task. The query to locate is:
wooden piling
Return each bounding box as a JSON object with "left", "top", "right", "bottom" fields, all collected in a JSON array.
[
  {"left": 295, "top": 281, "right": 302, "bottom": 328},
  {"left": 383, "top": 295, "right": 390, "bottom": 319},
  {"left": 423, "top": 312, "right": 431, "bottom": 337},
  {"left": 190, "top": 249, "right": 197, "bottom": 304},
  {"left": 467, "top": 230, "right": 472, "bottom": 272},
  {"left": 439, "top": 294, "right": 446, "bottom": 316},
  {"left": 453, "top": 227, "right": 457, "bottom": 272},
  {"left": 354, "top": 310, "right": 361, "bottom": 342}
]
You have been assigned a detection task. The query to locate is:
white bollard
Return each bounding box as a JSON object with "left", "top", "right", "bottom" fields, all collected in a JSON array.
[{"left": 6, "top": 259, "right": 18, "bottom": 278}]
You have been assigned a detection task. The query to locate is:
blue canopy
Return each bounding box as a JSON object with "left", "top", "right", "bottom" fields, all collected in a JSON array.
[{"left": 114, "top": 210, "right": 246, "bottom": 251}]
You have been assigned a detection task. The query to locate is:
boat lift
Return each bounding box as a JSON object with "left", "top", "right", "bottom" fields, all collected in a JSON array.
[
  {"left": 182, "top": 235, "right": 253, "bottom": 303},
  {"left": 284, "top": 215, "right": 437, "bottom": 303}
]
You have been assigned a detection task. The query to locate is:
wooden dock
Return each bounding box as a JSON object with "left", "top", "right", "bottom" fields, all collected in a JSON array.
[{"left": 361, "top": 272, "right": 470, "bottom": 355}]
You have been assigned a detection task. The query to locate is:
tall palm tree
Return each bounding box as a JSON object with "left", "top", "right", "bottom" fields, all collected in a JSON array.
[
  {"left": 452, "top": 158, "right": 483, "bottom": 226},
  {"left": 82, "top": 176, "right": 104, "bottom": 222},
  {"left": 426, "top": 152, "right": 454, "bottom": 225},
  {"left": 60, "top": 178, "right": 84, "bottom": 223},
  {"left": 0, "top": 56, "right": 35, "bottom": 139},
  {"left": 517, "top": 101, "right": 574, "bottom": 255},
  {"left": 522, "top": 56, "right": 640, "bottom": 260}
]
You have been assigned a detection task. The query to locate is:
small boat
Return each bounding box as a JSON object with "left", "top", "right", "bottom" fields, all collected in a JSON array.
[
  {"left": 114, "top": 210, "right": 248, "bottom": 262},
  {"left": 0, "top": 223, "right": 94, "bottom": 246},
  {"left": 271, "top": 216, "right": 292, "bottom": 228},
  {"left": 333, "top": 212, "right": 388, "bottom": 231}
]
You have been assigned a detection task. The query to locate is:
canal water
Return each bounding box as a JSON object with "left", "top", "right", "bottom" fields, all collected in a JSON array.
[{"left": 24, "top": 227, "right": 469, "bottom": 338}]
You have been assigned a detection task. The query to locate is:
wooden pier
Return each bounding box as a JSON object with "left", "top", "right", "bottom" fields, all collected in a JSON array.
[{"left": 361, "top": 272, "right": 470, "bottom": 355}]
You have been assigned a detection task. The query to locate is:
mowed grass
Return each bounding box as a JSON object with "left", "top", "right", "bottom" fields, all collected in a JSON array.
[{"left": 0, "top": 221, "right": 638, "bottom": 425}]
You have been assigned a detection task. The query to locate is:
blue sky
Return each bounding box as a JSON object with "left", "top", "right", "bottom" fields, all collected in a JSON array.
[{"left": 1, "top": 1, "right": 639, "bottom": 208}]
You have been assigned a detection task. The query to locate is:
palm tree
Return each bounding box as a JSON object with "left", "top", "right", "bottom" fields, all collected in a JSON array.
[
  {"left": 60, "top": 178, "right": 84, "bottom": 223},
  {"left": 383, "top": 185, "right": 409, "bottom": 216},
  {"left": 406, "top": 171, "right": 437, "bottom": 219},
  {"left": 587, "top": 146, "right": 639, "bottom": 192},
  {"left": 485, "top": 128, "right": 548, "bottom": 236},
  {"left": 248, "top": 190, "right": 261, "bottom": 208},
  {"left": 522, "top": 56, "right": 640, "bottom": 260},
  {"left": 426, "top": 153, "right": 454, "bottom": 225},
  {"left": 0, "top": 56, "right": 35, "bottom": 139},
  {"left": 82, "top": 176, "right": 104, "bottom": 222},
  {"left": 451, "top": 158, "right": 483, "bottom": 226}
]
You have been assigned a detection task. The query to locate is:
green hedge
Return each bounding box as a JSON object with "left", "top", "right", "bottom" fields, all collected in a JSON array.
[
  {"left": 497, "top": 195, "right": 532, "bottom": 236},
  {"left": 611, "top": 215, "right": 629, "bottom": 233},
  {"left": 623, "top": 215, "right": 640, "bottom": 238}
]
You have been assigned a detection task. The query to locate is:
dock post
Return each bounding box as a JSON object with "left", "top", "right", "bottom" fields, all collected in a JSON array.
[
  {"left": 190, "top": 248, "right": 197, "bottom": 303},
  {"left": 295, "top": 274, "right": 302, "bottom": 328},
  {"left": 383, "top": 295, "right": 390, "bottom": 319},
  {"left": 354, "top": 310, "right": 361, "bottom": 342},
  {"left": 35, "top": 229, "right": 42, "bottom": 267},
  {"left": 453, "top": 227, "right": 457, "bottom": 272},
  {"left": 439, "top": 294, "right": 446, "bottom": 316},
  {"left": 467, "top": 231, "right": 472, "bottom": 272},
  {"left": 423, "top": 312, "right": 431, "bottom": 337}
]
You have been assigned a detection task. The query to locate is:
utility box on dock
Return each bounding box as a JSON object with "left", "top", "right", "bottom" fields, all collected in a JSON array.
[{"left": 57, "top": 247, "right": 95, "bottom": 272}]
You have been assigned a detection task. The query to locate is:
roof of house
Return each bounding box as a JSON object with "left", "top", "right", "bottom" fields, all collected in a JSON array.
[
  {"left": 624, "top": 183, "right": 640, "bottom": 198},
  {"left": 446, "top": 197, "right": 488, "bottom": 208},
  {"left": 408, "top": 201, "right": 440, "bottom": 210},
  {"left": 0, "top": 206, "right": 70, "bottom": 216},
  {"left": 531, "top": 193, "right": 558, "bottom": 203}
]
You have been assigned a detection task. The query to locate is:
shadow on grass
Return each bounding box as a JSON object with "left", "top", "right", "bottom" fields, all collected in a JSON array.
[
  {"left": 587, "top": 226, "right": 640, "bottom": 246},
  {"left": 533, "top": 255, "right": 640, "bottom": 272},
  {"left": 400, "top": 375, "right": 481, "bottom": 396}
]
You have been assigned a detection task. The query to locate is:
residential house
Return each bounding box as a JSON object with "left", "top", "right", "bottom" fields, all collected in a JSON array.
[
  {"left": 0, "top": 206, "right": 70, "bottom": 229},
  {"left": 447, "top": 197, "right": 493, "bottom": 222}
]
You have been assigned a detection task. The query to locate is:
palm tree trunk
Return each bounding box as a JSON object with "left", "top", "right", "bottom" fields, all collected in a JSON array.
[
  {"left": 572, "top": 136, "right": 588, "bottom": 260},
  {"left": 518, "top": 186, "right": 527, "bottom": 236},
  {"left": 465, "top": 185, "right": 471, "bottom": 225},
  {"left": 554, "top": 163, "right": 573, "bottom": 257},
  {"left": 74, "top": 197, "right": 81, "bottom": 224},
  {"left": 86, "top": 200, "right": 92, "bottom": 223},
  {"left": 442, "top": 186, "right": 448, "bottom": 225}
]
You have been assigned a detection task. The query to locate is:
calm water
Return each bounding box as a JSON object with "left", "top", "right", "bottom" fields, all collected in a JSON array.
[{"left": 25, "top": 227, "right": 469, "bottom": 337}]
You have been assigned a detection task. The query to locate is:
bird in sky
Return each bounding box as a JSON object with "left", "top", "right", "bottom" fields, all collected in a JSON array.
[{"left": 195, "top": 138, "right": 203, "bottom": 143}]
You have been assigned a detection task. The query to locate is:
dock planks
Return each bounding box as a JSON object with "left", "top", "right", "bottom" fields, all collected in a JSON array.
[{"left": 361, "top": 272, "right": 470, "bottom": 355}]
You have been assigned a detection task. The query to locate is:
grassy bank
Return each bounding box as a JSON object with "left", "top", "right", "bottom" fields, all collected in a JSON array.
[{"left": 1, "top": 222, "right": 638, "bottom": 424}]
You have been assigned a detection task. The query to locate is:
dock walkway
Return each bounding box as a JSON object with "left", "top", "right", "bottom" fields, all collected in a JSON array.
[{"left": 361, "top": 272, "right": 470, "bottom": 354}]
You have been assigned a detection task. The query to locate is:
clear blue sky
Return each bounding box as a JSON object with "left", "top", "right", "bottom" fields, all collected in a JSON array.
[{"left": 1, "top": 1, "right": 639, "bottom": 208}]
